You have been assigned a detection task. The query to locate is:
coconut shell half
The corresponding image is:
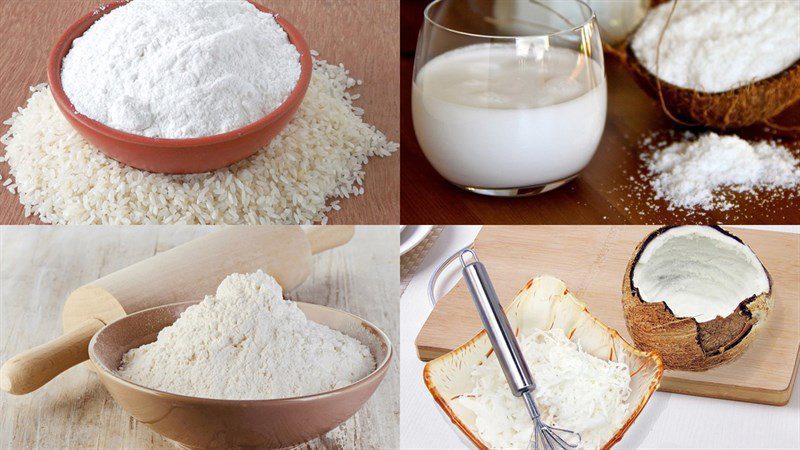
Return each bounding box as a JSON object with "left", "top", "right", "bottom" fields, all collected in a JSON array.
[
  {"left": 622, "top": 226, "right": 773, "bottom": 371},
  {"left": 624, "top": 46, "right": 800, "bottom": 130}
]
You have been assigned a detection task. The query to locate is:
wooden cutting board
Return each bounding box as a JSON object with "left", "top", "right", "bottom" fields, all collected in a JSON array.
[{"left": 416, "top": 226, "right": 800, "bottom": 405}]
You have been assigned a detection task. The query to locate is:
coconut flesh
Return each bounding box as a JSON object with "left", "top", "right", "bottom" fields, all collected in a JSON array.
[
  {"left": 625, "top": 0, "right": 800, "bottom": 128},
  {"left": 623, "top": 225, "right": 772, "bottom": 371}
]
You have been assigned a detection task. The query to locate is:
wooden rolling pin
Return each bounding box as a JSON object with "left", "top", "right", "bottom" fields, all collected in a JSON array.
[{"left": 0, "top": 225, "right": 354, "bottom": 395}]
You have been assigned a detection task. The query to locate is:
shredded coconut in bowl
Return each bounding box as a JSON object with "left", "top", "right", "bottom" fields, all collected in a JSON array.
[
  {"left": 459, "top": 328, "right": 631, "bottom": 450},
  {"left": 61, "top": 0, "right": 301, "bottom": 139},
  {"left": 631, "top": 0, "right": 800, "bottom": 93},
  {"left": 0, "top": 56, "right": 397, "bottom": 224},
  {"left": 117, "top": 271, "right": 375, "bottom": 400}
]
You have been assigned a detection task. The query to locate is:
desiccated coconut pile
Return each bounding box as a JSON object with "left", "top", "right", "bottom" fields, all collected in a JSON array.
[
  {"left": 0, "top": 56, "right": 396, "bottom": 224},
  {"left": 118, "top": 271, "right": 375, "bottom": 400},
  {"left": 634, "top": 132, "right": 800, "bottom": 213}
]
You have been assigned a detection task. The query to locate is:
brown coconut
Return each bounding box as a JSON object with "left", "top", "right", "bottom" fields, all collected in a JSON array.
[
  {"left": 621, "top": 225, "right": 773, "bottom": 371},
  {"left": 619, "top": 1, "right": 800, "bottom": 130}
]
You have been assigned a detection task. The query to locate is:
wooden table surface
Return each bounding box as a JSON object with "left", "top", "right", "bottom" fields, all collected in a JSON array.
[
  {"left": 0, "top": 0, "right": 399, "bottom": 225},
  {"left": 0, "top": 226, "right": 399, "bottom": 449},
  {"left": 400, "top": 54, "right": 800, "bottom": 225}
]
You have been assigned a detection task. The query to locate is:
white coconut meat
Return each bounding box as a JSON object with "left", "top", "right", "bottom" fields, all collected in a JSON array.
[
  {"left": 632, "top": 226, "right": 769, "bottom": 323},
  {"left": 631, "top": 0, "right": 800, "bottom": 93}
]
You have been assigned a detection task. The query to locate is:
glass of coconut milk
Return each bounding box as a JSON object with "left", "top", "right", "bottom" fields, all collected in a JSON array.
[{"left": 412, "top": 0, "right": 607, "bottom": 196}]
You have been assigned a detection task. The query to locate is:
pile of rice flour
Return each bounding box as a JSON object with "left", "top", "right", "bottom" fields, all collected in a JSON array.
[
  {"left": 118, "top": 271, "right": 375, "bottom": 400},
  {"left": 631, "top": 0, "right": 800, "bottom": 93},
  {"left": 61, "top": 0, "right": 301, "bottom": 139},
  {"left": 460, "top": 328, "right": 631, "bottom": 450},
  {"left": 643, "top": 133, "right": 800, "bottom": 211},
  {"left": 0, "top": 56, "right": 396, "bottom": 224}
]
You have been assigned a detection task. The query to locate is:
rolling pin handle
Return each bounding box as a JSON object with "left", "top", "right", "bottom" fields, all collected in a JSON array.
[
  {"left": 0, "top": 318, "right": 104, "bottom": 395},
  {"left": 305, "top": 225, "right": 355, "bottom": 254}
]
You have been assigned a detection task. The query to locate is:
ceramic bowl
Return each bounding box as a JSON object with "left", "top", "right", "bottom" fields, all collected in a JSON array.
[
  {"left": 423, "top": 276, "right": 663, "bottom": 449},
  {"left": 88, "top": 301, "right": 392, "bottom": 449},
  {"left": 47, "top": 1, "right": 312, "bottom": 174}
]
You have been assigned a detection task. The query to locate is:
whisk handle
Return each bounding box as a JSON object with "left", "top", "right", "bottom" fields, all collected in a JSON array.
[{"left": 460, "top": 250, "right": 535, "bottom": 396}]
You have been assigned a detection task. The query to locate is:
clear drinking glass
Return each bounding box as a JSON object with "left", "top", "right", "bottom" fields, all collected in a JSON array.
[{"left": 412, "top": 0, "right": 606, "bottom": 197}]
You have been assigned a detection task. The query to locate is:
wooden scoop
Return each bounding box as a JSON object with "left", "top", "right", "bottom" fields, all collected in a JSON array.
[{"left": 0, "top": 225, "right": 354, "bottom": 395}]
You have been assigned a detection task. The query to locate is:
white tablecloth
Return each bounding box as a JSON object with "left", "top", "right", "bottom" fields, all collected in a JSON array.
[{"left": 400, "top": 225, "right": 800, "bottom": 449}]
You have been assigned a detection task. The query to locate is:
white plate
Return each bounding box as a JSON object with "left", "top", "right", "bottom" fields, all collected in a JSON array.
[{"left": 400, "top": 225, "right": 434, "bottom": 256}]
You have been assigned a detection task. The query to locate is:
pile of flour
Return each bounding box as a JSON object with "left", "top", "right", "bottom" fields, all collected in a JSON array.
[
  {"left": 61, "top": 0, "right": 301, "bottom": 138},
  {"left": 631, "top": 0, "right": 800, "bottom": 93},
  {"left": 643, "top": 132, "right": 800, "bottom": 211},
  {"left": 117, "top": 271, "right": 375, "bottom": 400}
]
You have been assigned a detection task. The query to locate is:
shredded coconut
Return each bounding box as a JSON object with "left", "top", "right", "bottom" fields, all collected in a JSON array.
[
  {"left": 460, "top": 328, "right": 631, "bottom": 450},
  {"left": 643, "top": 132, "right": 800, "bottom": 211},
  {"left": 0, "top": 57, "right": 397, "bottom": 224},
  {"left": 631, "top": 0, "right": 800, "bottom": 93},
  {"left": 117, "top": 271, "right": 375, "bottom": 400},
  {"left": 61, "top": 0, "right": 301, "bottom": 138}
]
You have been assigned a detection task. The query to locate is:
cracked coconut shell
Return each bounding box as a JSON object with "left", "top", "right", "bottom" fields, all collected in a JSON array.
[{"left": 621, "top": 226, "right": 773, "bottom": 371}]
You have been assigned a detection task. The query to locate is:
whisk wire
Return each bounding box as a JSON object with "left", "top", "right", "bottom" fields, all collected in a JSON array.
[
  {"left": 542, "top": 429, "right": 560, "bottom": 450},
  {"left": 542, "top": 424, "right": 581, "bottom": 449},
  {"left": 529, "top": 420, "right": 581, "bottom": 450}
]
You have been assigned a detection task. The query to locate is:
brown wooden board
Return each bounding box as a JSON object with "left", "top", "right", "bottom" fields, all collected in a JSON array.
[
  {"left": 415, "top": 226, "right": 800, "bottom": 405},
  {"left": 0, "top": 0, "right": 399, "bottom": 225}
]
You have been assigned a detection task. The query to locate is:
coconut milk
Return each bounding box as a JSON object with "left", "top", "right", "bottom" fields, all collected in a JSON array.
[{"left": 412, "top": 44, "right": 607, "bottom": 189}]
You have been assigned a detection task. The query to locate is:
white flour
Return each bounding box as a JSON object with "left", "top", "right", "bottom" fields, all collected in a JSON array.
[
  {"left": 117, "top": 271, "right": 375, "bottom": 400},
  {"left": 643, "top": 132, "right": 800, "bottom": 211},
  {"left": 61, "top": 0, "right": 301, "bottom": 138},
  {"left": 631, "top": 0, "right": 800, "bottom": 93}
]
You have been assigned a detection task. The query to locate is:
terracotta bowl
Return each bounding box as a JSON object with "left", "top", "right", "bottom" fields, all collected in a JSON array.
[
  {"left": 47, "top": 1, "right": 313, "bottom": 174},
  {"left": 88, "top": 301, "right": 392, "bottom": 449},
  {"left": 423, "top": 276, "right": 663, "bottom": 449}
]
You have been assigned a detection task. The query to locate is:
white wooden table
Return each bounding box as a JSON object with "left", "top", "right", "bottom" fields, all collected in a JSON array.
[
  {"left": 400, "top": 225, "right": 800, "bottom": 449},
  {"left": 0, "top": 225, "right": 398, "bottom": 449}
]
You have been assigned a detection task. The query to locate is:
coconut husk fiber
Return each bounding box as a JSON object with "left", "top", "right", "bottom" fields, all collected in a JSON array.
[{"left": 611, "top": 0, "right": 800, "bottom": 130}]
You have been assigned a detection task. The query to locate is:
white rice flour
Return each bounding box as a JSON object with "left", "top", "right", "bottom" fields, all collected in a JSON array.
[
  {"left": 61, "top": 0, "right": 301, "bottom": 138},
  {"left": 117, "top": 271, "right": 375, "bottom": 400}
]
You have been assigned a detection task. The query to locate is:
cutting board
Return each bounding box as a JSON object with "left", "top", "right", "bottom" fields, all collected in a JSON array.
[{"left": 416, "top": 226, "right": 800, "bottom": 405}]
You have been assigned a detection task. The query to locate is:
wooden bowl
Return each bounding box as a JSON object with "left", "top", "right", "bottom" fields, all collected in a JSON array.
[
  {"left": 88, "top": 301, "right": 392, "bottom": 449},
  {"left": 423, "top": 276, "right": 663, "bottom": 449},
  {"left": 47, "top": 1, "right": 312, "bottom": 174}
]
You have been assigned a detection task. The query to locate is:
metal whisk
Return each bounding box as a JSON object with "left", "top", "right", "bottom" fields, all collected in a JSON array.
[{"left": 459, "top": 249, "right": 581, "bottom": 450}]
